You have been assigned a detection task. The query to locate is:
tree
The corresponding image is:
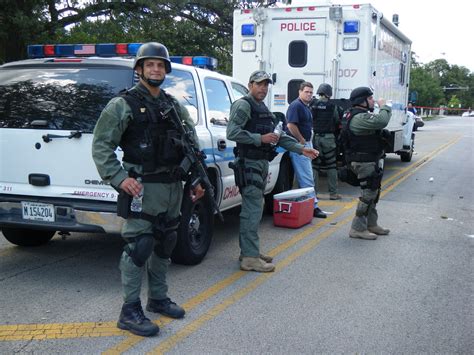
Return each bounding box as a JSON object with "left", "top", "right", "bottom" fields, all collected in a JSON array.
[
  {"left": 0, "top": 1, "right": 164, "bottom": 63},
  {"left": 409, "top": 66, "right": 445, "bottom": 108}
]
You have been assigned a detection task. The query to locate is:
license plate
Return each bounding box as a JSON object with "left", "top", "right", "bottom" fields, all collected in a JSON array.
[{"left": 21, "top": 202, "right": 55, "bottom": 222}]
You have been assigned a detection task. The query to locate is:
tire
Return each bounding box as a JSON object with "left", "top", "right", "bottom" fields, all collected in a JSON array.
[
  {"left": 2, "top": 227, "right": 55, "bottom": 246},
  {"left": 264, "top": 152, "right": 294, "bottom": 215},
  {"left": 400, "top": 133, "right": 415, "bottom": 162},
  {"left": 172, "top": 186, "right": 214, "bottom": 265}
]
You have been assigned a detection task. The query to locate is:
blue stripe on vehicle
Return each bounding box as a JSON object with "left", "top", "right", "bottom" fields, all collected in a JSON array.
[{"left": 201, "top": 146, "right": 286, "bottom": 164}]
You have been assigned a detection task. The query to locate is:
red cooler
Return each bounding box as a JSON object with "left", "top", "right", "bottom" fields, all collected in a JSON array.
[{"left": 273, "top": 187, "right": 314, "bottom": 228}]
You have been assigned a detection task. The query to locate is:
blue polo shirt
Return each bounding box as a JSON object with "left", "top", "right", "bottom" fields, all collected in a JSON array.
[{"left": 286, "top": 98, "right": 313, "bottom": 141}]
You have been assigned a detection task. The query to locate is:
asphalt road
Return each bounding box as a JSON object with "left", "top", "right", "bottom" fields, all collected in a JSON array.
[{"left": 1, "top": 115, "right": 473, "bottom": 354}]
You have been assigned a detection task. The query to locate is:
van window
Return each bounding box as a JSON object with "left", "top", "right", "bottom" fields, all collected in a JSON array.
[
  {"left": 162, "top": 69, "right": 198, "bottom": 124},
  {"left": 0, "top": 67, "right": 133, "bottom": 131},
  {"left": 289, "top": 41, "right": 307, "bottom": 67},
  {"left": 204, "top": 77, "right": 231, "bottom": 126}
]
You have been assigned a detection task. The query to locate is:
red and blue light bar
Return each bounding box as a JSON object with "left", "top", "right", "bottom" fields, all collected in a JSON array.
[
  {"left": 27, "top": 43, "right": 142, "bottom": 58},
  {"left": 26, "top": 43, "right": 218, "bottom": 70},
  {"left": 170, "top": 56, "right": 217, "bottom": 71}
]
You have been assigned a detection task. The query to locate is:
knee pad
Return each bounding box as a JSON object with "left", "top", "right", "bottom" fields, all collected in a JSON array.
[
  {"left": 154, "top": 231, "right": 178, "bottom": 259},
  {"left": 125, "top": 234, "right": 154, "bottom": 267},
  {"left": 355, "top": 197, "right": 371, "bottom": 217}
]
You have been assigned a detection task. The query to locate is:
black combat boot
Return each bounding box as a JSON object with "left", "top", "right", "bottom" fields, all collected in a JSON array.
[
  {"left": 146, "top": 298, "right": 185, "bottom": 319},
  {"left": 117, "top": 300, "right": 160, "bottom": 337}
]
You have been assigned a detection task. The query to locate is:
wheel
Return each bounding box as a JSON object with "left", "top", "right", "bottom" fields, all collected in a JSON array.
[
  {"left": 2, "top": 227, "right": 55, "bottom": 246},
  {"left": 172, "top": 186, "right": 214, "bottom": 265},
  {"left": 264, "top": 152, "right": 294, "bottom": 215},
  {"left": 400, "top": 133, "right": 415, "bottom": 162}
]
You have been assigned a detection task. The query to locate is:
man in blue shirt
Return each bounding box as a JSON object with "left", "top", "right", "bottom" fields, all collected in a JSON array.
[{"left": 286, "top": 82, "right": 326, "bottom": 218}]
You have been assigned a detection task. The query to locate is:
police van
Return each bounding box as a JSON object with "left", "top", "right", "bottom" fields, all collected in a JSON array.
[
  {"left": 233, "top": 1, "right": 416, "bottom": 162},
  {"left": 0, "top": 43, "right": 286, "bottom": 264}
]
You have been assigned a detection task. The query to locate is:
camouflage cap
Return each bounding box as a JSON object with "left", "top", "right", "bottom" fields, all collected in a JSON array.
[{"left": 249, "top": 70, "right": 273, "bottom": 84}]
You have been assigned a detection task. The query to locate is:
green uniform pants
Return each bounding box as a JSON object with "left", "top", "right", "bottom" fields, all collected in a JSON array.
[
  {"left": 350, "top": 161, "right": 380, "bottom": 232},
  {"left": 312, "top": 134, "right": 338, "bottom": 195},
  {"left": 239, "top": 158, "right": 268, "bottom": 258},
  {"left": 119, "top": 181, "right": 183, "bottom": 303}
]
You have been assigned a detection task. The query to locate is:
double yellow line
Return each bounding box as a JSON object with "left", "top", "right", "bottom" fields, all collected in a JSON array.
[{"left": 0, "top": 136, "right": 460, "bottom": 352}]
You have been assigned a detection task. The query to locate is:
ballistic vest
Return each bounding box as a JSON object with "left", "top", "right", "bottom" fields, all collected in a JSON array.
[
  {"left": 311, "top": 99, "right": 336, "bottom": 133},
  {"left": 236, "top": 96, "right": 277, "bottom": 161},
  {"left": 343, "top": 108, "right": 384, "bottom": 162},
  {"left": 119, "top": 88, "right": 185, "bottom": 172}
]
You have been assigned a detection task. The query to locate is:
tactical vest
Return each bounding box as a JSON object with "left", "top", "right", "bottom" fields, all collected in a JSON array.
[
  {"left": 236, "top": 96, "right": 277, "bottom": 161},
  {"left": 311, "top": 99, "right": 336, "bottom": 133},
  {"left": 119, "top": 88, "right": 185, "bottom": 172},
  {"left": 343, "top": 108, "right": 384, "bottom": 162}
]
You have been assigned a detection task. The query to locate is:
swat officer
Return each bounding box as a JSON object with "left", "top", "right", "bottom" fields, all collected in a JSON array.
[
  {"left": 227, "top": 70, "right": 318, "bottom": 272},
  {"left": 92, "top": 42, "right": 204, "bottom": 337},
  {"left": 310, "top": 83, "right": 343, "bottom": 200},
  {"left": 344, "top": 87, "right": 391, "bottom": 240}
]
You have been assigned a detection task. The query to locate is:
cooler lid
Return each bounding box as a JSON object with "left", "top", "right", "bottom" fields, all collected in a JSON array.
[{"left": 273, "top": 187, "right": 314, "bottom": 200}]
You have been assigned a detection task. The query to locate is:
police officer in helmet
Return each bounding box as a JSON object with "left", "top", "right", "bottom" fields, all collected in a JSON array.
[
  {"left": 345, "top": 86, "right": 391, "bottom": 240},
  {"left": 92, "top": 42, "right": 204, "bottom": 337},
  {"left": 310, "top": 83, "right": 343, "bottom": 200}
]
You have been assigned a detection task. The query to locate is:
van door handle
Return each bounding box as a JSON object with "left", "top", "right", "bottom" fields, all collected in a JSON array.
[{"left": 217, "top": 139, "right": 226, "bottom": 151}]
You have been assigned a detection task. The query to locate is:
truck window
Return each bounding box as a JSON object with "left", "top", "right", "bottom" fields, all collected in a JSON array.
[
  {"left": 162, "top": 69, "right": 198, "bottom": 124},
  {"left": 0, "top": 67, "right": 133, "bottom": 132},
  {"left": 399, "top": 63, "right": 406, "bottom": 85},
  {"left": 204, "top": 77, "right": 231, "bottom": 126},
  {"left": 287, "top": 79, "right": 304, "bottom": 104},
  {"left": 231, "top": 82, "right": 248, "bottom": 100},
  {"left": 288, "top": 41, "right": 307, "bottom": 67}
]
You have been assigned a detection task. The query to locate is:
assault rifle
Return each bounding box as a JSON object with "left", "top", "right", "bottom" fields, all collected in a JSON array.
[{"left": 162, "top": 103, "right": 224, "bottom": 222}]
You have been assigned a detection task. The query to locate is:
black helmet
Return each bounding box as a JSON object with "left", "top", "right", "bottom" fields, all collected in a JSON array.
[
  {"left": 350, "top": 86, "right": 373, "bottom": 106},
  {"left": 317, "top": 83, "right": 333, "bottom": 97},
  {"left": 133, "top": 42, "right": 171, "bottom": 73}
]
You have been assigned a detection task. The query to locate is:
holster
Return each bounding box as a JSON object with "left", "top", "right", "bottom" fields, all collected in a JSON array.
[
  {"left": 338, "top": 166, "right": 360, "bottom": 186},
  {"left": 117, "top": 190, "right": 132, "bottom": 218},
  {"left": 229, "top": 160, "right": 246, "bottom": 189}
]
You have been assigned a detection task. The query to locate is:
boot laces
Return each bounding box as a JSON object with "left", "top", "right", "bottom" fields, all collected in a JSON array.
[{"left": 132, "top": 305, "right": 150, "bottom": 324}]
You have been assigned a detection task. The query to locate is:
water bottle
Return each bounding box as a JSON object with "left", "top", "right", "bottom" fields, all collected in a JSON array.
[
  {"left": 271, "top": 121, "right": 283, "bottom": 146},
  {"left": 130, "top": 177, "right": 144, "bottom": 212}
]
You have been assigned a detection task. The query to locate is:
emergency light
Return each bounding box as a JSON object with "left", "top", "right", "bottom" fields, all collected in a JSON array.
[
  {"left": 343, "top": 20, "right": 360, "bottom": 33},
  {"left": 27, "top": 43, "right": 142, "bottom": 58},
  {"left": 241, "top": 24, "right": 256, "bottom": 36},
  {"left": 26, "top": 43, "right": 218, "bottom": 70},
  {"left": 170, "top": 56, "right": 217, "bottom": 70}
]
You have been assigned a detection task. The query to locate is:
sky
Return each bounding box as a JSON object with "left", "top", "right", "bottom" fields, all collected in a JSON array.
[{"left": 292, "top": 0, "right": 474, "bottom": 72}]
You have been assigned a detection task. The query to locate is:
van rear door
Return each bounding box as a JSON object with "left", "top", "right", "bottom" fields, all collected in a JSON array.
[{"left": 265, "top": 13, "right": 328, "bottom": 112}]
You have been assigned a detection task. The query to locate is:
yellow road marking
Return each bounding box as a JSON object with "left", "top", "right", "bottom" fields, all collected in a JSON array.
[
  {"left": 147, "top": 136, "right": 461, "bottom": 354},
  {"left": 0, "top": 136, "right": 460, "bottom": 349}
]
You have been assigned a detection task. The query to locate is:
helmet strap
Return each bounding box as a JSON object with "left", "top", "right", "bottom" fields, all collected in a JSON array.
[
  {"left": 141, "top": 74, "right": 164, "bottom": 87},
  {"left": 366, "top": 98, "right": 374, "bottom": 112}
]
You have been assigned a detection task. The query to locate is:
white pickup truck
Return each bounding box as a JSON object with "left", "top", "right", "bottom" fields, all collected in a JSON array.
[{"left": 0, "top": 43, "right": 290, "bottom": 265}]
